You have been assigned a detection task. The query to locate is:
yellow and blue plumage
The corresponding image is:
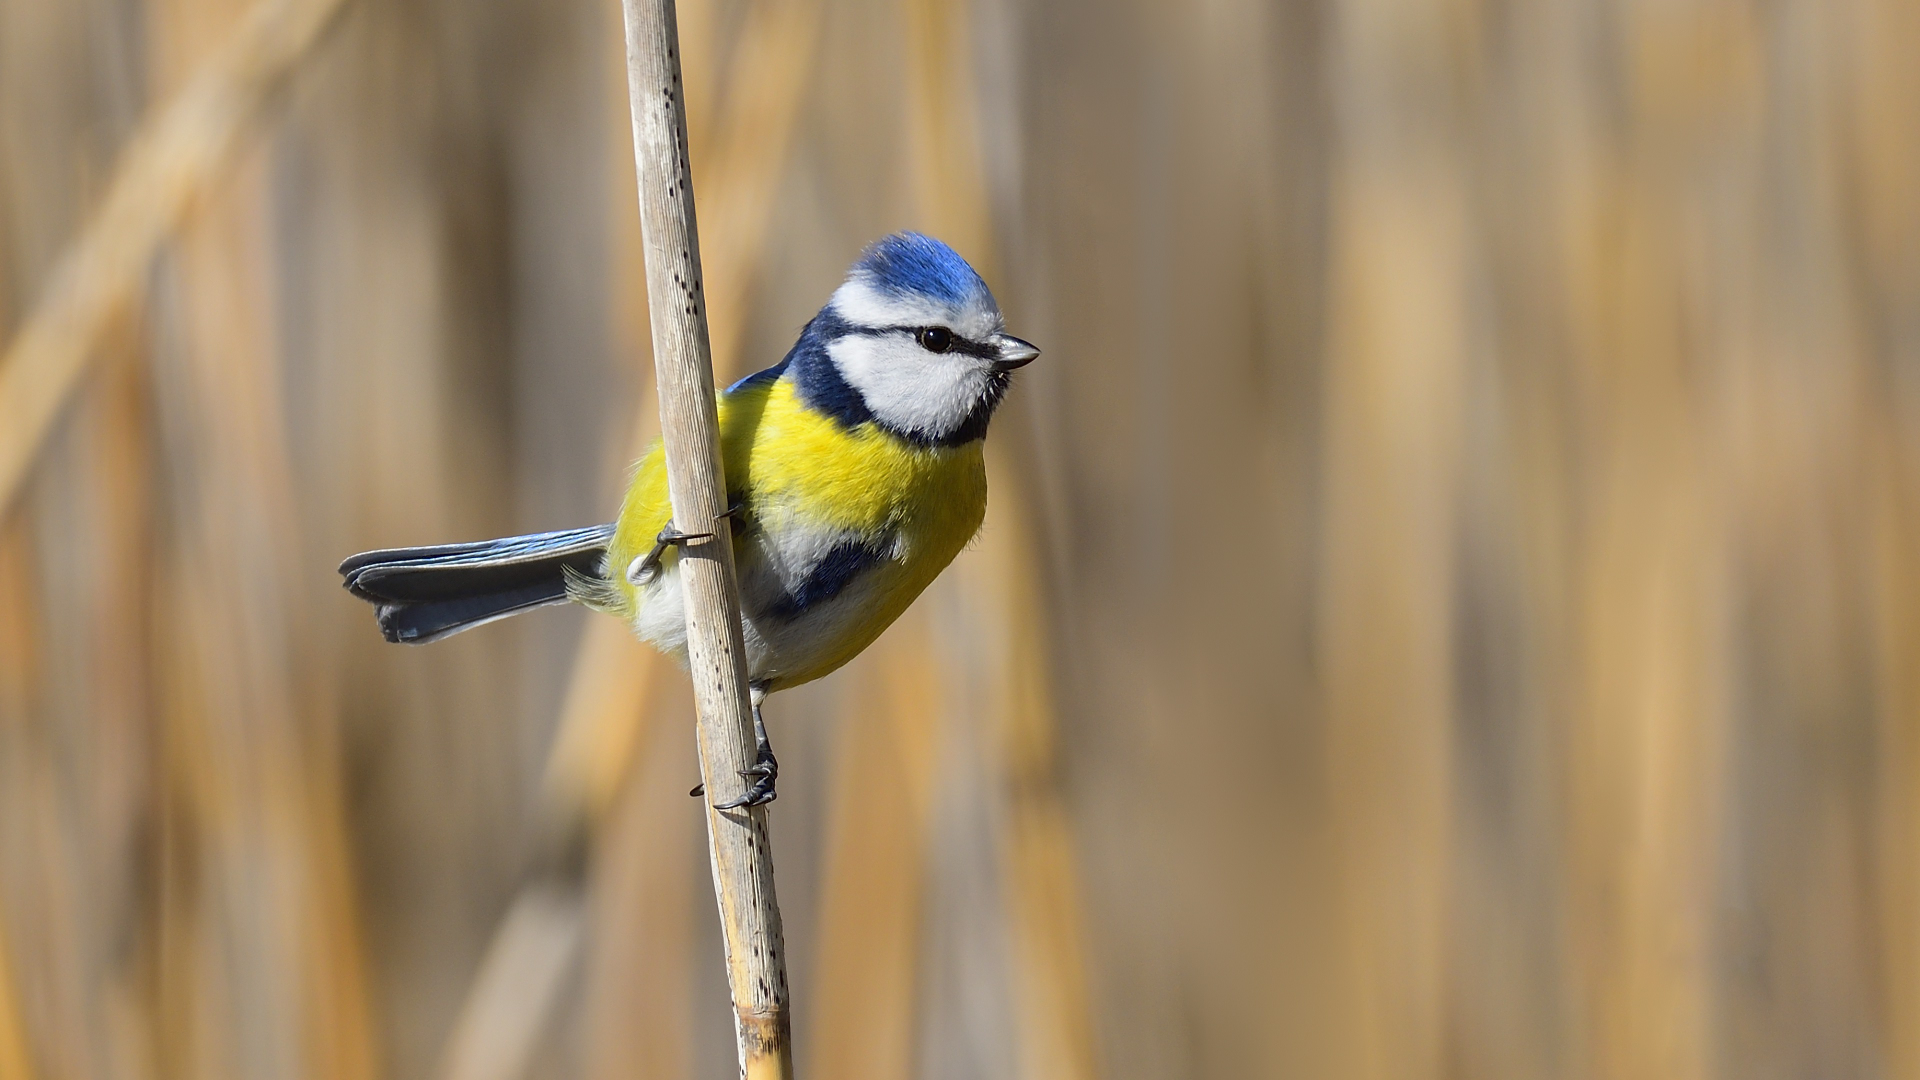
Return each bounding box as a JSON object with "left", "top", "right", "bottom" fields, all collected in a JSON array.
[
  {"left": 339, "top": 233, "right": 1038, "bottom": 805},
  {"left": 594, "top": 375, "right": 988, "bottom": 693}
]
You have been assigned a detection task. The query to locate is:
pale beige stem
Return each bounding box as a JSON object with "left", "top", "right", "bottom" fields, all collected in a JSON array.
[
  {"left": 619, "top": 2, "right": 793, "bottom": 1077},
  {"left": 544, "top": 0, "right": 823, "bottom": 833},
  {"left": 443, "top": 4, "right": 823, "bottom": 1072}
]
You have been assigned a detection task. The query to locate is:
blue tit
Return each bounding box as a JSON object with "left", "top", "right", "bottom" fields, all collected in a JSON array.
[{"left": 340, "top": 232, "right": 1039, "bottom": 806}]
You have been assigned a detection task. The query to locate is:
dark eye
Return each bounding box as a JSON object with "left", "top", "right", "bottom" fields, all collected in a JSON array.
[{"left": 917, "top": 327, "right": 953, "bottom": 353}]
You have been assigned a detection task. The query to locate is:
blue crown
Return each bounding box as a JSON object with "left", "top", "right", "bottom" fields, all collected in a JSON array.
[{"left": 853, "top": 232, "right": 992, "bottom": 308}]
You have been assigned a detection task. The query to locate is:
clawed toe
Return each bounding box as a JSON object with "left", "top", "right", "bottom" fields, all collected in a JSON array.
[
  {"left": 628, "top": 521, "right": 717, "bottom": 586},
  {"left": 714, "top": 779, "right": 776, "bottom": 810}
]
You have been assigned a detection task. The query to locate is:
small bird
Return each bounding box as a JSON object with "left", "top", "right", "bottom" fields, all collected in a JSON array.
[{"left": 339, "top": 233, "right": 1038, "bottom": 807}]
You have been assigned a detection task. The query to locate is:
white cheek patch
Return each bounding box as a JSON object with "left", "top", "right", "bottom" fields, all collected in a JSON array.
[{"left": 828, "top": 334, "right": 994, "bottom": 440}]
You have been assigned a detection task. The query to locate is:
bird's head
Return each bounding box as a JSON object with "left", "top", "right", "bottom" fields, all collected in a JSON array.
[{"left": 790, "top": 233, "right": 1039, "bottom": 447}]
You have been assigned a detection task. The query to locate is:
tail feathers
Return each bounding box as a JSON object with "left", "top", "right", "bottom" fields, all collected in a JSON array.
[{"left": 340, "top": 524, "right": 615, "bottom": 644}]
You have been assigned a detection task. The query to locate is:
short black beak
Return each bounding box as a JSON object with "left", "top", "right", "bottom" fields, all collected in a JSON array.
[{"left": 990, "top": 334, "right": 1040, "bottom": 371}]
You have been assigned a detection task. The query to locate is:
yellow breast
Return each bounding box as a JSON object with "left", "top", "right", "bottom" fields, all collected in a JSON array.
[{"left": 603, "top": 376, "right": 986, "bottom": 686}]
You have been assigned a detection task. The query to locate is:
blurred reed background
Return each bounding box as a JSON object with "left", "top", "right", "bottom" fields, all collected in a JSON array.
[{"left": 2, "top": 0, "right": 1918, "bottom": 1077}]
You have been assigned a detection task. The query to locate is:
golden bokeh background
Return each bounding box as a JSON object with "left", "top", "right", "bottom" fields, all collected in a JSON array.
[{"left": 1, "top": 0, "right": 1917, "bottom": 1078}]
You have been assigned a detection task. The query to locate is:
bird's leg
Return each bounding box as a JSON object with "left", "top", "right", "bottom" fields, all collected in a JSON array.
[
  {"left": 629, "top": 501, "right": 748, "bottom": 587},
  {"left": 688, "top": 686, "right": 778, "bottom": 805},
  {"left": 714, "top": 688, "right": 778, "bottom": 809}
]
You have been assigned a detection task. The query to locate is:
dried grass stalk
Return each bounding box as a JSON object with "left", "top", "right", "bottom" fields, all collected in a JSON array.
[
  {"left": 808, "top": 611, "right": 944, "bottom": 1080},
  {"left": 437, "top": 6, "right": 823, "bottom": 1071},
  {"left": 620, "top": 1, "right": 793, "bottom": 1076},
  {"left": 545, "top": 0, "right": 821, "bottom": 833}
]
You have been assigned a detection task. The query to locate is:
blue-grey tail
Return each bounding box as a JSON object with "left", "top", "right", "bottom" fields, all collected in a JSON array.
[{"left": 339, "top": 524, "right": 616, "bottom": 644}]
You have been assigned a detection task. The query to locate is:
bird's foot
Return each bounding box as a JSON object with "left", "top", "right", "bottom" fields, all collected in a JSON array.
[
  {"left": 689, "top": 748, "right": 778, "bottom": 806},
  {"left": 627, "top": 505, "right": 748, "bottom": 586},
  {"left": 695, "top": 695, "right": 778, "bottom": 809},
  {"left": 626, "top": 521, "right": 714, "bottom": 586},
  {"left": 713, "top": 741, "right": 778, "bottom": 809}
]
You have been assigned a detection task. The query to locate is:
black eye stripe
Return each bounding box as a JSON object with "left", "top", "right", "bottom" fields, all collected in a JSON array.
[{"left": 856, "top": 325, "right": 998, "bottom": 359}]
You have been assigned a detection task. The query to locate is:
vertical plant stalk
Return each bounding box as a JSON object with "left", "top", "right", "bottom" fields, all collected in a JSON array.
[
  {"left": 546, "top": 0, "right": 822, "bottom": 835},
  {"left": 619, "top": 2, "right": 793, "bottom": 1077}
]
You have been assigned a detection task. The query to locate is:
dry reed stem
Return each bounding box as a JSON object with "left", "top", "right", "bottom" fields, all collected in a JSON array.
[
  {"left": 790, "top": 172, "right": 1093, "bottom": 1036},
  {"left": 803, "top": 0, "right": 999, "bottom": 1068},
  {"left": 1563, "top": 147, "right": 1728, "bottom": 1080},
  {"left": 0, "top": 0, "right": 350, "bottom": 523},
  {"left": 0, "top": 323, "right": 155, "bottom": 1080},
  {"left": 435, "top": 884, "right": 585, "bottom": 1080},
  {"left": 0, "top": 514, "right": 78, "bottom": 1080},
  {"left": 1318, "top": 175, "right": 1466, "bottom": 1080},
  {"left": 143, "top": 0, "right": 375, "bottom": 1065},
  {"left": 1551, "top": 11, "right": 1761, "bottom": 1075},
  {"left": 544, "top": 0, "right": 822, "bottom": 830},
  {"left": 881, "top": 2, "right": 1099, "bottom": 1077},
  {"left": 621, "top": 2, "right": 792, "bottom": 1076},
  {"left": 974, "top": 491, "right": 1101, "bottom": 1080},
  {"left": 151, "top": 135, "right": 377, "bottom": 1080},
  {"left": 39, "top": 330, "right": 155, "bottom": 1080},
  {"left": 1316, "top": 2, "right": 1475, "bottom": 1076},
  {"left": 808, "top": 611, "right": 945, "bottom": 1080},
  {"left": 585, "top": 702, "right": 699, "bottom": 1080},
  {"left": 443, "top": 6, "right": 821, "bottom": 1073},
  {"left": 0, "top": 27, "right": 152, "bottom": 1066}
]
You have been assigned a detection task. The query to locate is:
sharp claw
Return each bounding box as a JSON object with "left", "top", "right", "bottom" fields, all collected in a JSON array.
[
  {"left": 629, "top": 521, "right": 718, "bottom": 585},
  {"left": 716, "top": 756, "right": 778, "bottom": 809},
  {"left": 689, "top": 783, "right": 705, "bottom": 798},
  {"left": 713, "top": 785, "right": 777, "bottom": 810}
]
